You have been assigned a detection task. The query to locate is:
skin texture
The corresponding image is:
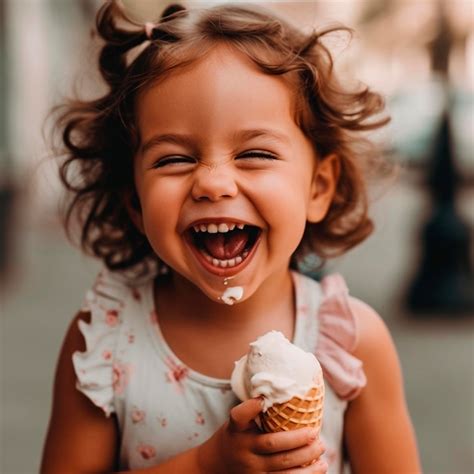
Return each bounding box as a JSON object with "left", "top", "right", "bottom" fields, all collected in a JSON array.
[{"left": 41, "top": 45, "right": 421, "bottom": 473}]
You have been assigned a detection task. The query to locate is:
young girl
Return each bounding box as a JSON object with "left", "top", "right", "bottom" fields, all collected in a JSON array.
[{"left": 41, "top": 1, "right": 421, "bottom": 473}]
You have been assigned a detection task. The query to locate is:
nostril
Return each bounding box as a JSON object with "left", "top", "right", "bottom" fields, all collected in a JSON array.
[
  {"left": 195, "top": 195, "right": 211, "bottom": 202},
  {"left": 194, "top": 193, "right": 234, "bottom": 202},
  {"left": 191, "top": 175, "right": 238, "bottom": 201}
]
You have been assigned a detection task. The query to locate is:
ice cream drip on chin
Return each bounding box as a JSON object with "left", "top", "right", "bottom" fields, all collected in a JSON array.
[
  {"left": 220, "top": 286, "right": 244, "bottom": 305},
  {"left": 220, "top": 276, "right": 244, "bottom": 305}
]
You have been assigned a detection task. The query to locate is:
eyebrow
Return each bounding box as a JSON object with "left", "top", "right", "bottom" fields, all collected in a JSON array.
[{"left": 139, "top": 128, "right": 290, "bottom": 155}]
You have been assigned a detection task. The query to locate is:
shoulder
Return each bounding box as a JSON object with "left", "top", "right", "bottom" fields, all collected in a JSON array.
[
  {"left": 55, "top": 311, "right": 92, "bottom": 384},
  {"left": 64, "top": 311, "right": 91, "bottom": 352},
  {"left": 347, "top": 296, "right": 404, "bottom": 396},
  {"left": 348, "top": 297, "right": 396, "bottom": 361},
  {"left": 53, "top": 311, "right": 102, "bottom": 410},
  {"left": 348, "top": 297, "right": 401, "bottom": 393}
]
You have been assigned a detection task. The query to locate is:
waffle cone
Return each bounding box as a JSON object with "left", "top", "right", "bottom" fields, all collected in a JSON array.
[{"left": 259, "top": 383, "right": 324, "bottom": 433}]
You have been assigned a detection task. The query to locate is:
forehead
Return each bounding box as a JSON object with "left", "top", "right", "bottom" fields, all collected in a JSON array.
[{"left": 135, "top": 44, "right": 301, "bottom": 138}]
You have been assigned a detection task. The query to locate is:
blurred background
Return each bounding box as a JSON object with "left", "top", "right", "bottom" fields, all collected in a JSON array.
[{"left": 1, "top": 0, "right": 473, "bottom": 472}]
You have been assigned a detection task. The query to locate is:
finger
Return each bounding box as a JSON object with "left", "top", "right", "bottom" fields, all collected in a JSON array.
[
  {"left": 263, "top": 439, "right": 325, "bottom": 472},
  {"left": 274, "top": 458, "right": 329, "bottom": 473},
  {"left": 310, "top": 459, "right": 329, "bottom": 473},
  {"left": 254, "top": 428, "right": 320, "bottom": 454},
  {"left": 228, "top": 397, "right": 264, "bottom": 432}
]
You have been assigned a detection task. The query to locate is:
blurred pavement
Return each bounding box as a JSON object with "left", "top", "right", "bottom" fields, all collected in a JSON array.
[{"left": 1, "top": 173, "right": 473, "bottom": 473}]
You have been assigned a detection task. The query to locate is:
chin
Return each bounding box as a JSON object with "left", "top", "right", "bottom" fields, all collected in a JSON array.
[{"left": 200, "top": 284, "right": 247, "bottom": 306}]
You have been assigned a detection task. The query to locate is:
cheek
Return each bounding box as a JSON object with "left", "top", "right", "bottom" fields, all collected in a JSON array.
[
  {"left": 137, "top": 180, "right": 182, "bottom": 240},
  {"left": 141, "top": 187, "right": 167, "bottom": 220},
  {"left": 251, "top": 172, "right": 310, "bottom": 242}
]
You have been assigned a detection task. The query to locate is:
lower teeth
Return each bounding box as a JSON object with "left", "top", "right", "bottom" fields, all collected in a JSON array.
[{"left": 204, "top": 251, "right": 249, "bottom": 268}]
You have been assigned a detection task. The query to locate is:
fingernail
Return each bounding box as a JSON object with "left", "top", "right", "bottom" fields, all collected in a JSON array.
[{"left": 308, "top": 429, "right": 318, "bottom": 441}]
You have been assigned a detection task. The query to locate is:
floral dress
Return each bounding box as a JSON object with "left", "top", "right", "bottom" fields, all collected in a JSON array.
[{"left": 72, "top": 269, "right": 366, "bottom": 472}]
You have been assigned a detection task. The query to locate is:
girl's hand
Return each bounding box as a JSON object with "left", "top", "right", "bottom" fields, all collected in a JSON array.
[{"left": 197, "top": 398, "right": 327, "bottom": 474}]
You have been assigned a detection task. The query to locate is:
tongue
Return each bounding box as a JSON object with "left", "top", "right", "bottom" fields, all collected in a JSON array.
[{"left": 202, "top": 230, "right": 250, "bottom": 260}]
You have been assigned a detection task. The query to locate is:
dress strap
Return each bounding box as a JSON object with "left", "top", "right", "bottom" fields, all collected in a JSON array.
[{"left": 315, "top": 273, "right": 367, "bottom": 401}]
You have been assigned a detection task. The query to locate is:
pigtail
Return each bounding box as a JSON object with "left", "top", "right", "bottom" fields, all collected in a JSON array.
[
  {"left": 95, "top": 1, "right": 187, "bottom": 91},
  {"left": 96, "top": 2, "right": 148, "bottom": 90},
  {"left": 161, "top": 4, "right": 187, "bottom": 22}
]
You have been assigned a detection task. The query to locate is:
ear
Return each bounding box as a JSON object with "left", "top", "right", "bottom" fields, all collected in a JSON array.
[
  {"left": 123, "top": 188, "right": 145, "bottom": 234},
  {"left": 306, "top": 154, "right": 340, "bottom": 223}
]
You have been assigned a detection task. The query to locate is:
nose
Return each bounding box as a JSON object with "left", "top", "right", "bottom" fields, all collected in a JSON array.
[{"left": 191, "top": 163, "right": 238, "bottom": 202}]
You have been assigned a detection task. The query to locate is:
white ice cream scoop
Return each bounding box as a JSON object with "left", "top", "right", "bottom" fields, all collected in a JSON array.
[{"left": 230, "top": 330, "right": 322, "bottom": 411}]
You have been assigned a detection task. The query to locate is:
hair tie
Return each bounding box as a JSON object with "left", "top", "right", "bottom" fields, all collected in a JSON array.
[{"left": 144, "top": 22, "right": 156, "bottom": 40}]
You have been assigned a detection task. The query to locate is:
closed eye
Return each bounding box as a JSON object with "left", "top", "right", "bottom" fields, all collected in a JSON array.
[
  {"left": 151, "top": 156, "right": 195, "bottom": 168},
  {"left": 237, "top": 151, "right": 278, "bottom": 160}
]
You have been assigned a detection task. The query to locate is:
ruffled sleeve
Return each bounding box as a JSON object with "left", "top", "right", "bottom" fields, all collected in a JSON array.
[
  {"left": 72, "top": 269, "right": 127, "bottom": 417},
  {"left": 315, "top": 273, "right": 367, "bottom": 401}
]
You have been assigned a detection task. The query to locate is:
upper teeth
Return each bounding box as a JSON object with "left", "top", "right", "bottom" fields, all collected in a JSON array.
[{"left": 193, "top": 223, "right": 245, "bottom": 233}]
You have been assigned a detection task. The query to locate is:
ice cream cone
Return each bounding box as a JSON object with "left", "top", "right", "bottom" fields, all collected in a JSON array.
[{"left": 259, "top": 383, "right": 324, "bottom": 433}]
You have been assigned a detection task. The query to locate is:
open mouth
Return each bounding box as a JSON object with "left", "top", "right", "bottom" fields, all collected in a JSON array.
[{"left": 186, "top": 222, "right": 261, "bottom": 271}]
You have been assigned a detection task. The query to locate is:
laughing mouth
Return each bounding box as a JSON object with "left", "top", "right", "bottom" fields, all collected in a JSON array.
[{"left": 186, "top": 221, "right": 261, "bottom": 270}]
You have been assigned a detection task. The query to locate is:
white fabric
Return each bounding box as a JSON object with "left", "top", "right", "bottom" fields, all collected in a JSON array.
[{"left": 73, "top": 269, "right": 358, "bottom": 472}]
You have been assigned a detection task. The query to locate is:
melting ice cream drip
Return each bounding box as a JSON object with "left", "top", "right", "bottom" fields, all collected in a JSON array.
[
  {"left": 219, "top": 277, "right": 243, "bottom": 305},
  {"left": 220, "top": 286, "right": 244, "bottom": 305}
]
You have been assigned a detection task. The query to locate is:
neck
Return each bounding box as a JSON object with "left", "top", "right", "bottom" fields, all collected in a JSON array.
[{"left": 156, "top": 268, "right": 295, "bottom": 335}]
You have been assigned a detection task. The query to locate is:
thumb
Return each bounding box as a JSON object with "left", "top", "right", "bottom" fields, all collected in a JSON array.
[{"left": 229, "top": 397, "right": 264, "bottom": 432}]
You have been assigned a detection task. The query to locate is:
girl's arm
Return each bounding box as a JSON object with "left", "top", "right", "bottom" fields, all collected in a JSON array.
[
  {"left": 343, "top": 298, "right": 422, "bottom": 474},
  {"left": 40, "top": 312, "right": 120, "bottom": 473}
]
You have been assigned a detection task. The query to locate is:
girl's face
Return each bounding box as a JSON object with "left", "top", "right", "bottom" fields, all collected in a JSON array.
[{"left": 130, "top": 45, "right": 337, "bottom": 304}]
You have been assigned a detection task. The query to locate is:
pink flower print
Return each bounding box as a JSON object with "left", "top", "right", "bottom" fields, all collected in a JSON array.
[
  {"left": 126, "top": 330, "right": 135, "bottom": 344},
  {"left": 131, "top": 288, "right": 141, "bottom": 301},
  {"left": 165, "top": 357, "right": 189, "bottom": 392},
  {"left": 195, "top": 412, "right": 205, "bottom": 425},
  {"left": 105, "top": 309, "right": 120, "bottom": 327},
  {"left": 187, "top": 432, "right": 200, "bottom": 441},
  {"left": 112, "top": 361, "right": 132, "bottom": 395},
  {"left": 102, "top": 350, "right": 112, "bottom": 361},
  {"left": 157, "top": 415, "right": 167, "bottom": 427},
  {"left": 131, "top": 408, "right": 145, "bottom": 424},
  {"left": 137, "top": 444, "right": 156, "bottom": 460}
]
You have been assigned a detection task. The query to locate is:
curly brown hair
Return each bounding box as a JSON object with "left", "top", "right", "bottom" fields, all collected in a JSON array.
[{"left": 54, "top": 0, "right": 390, "bottom": 273}]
